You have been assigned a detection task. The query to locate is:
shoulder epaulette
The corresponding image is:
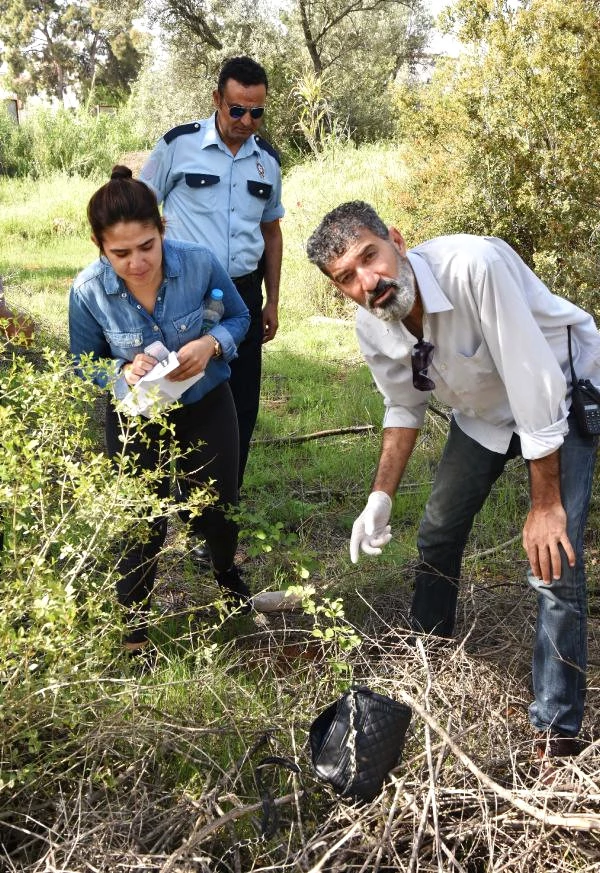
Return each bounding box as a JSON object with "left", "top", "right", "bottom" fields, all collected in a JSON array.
[
  {"left": 254, "top": 135, "right": 281, "bottom": 166},
  {"left": 163, "top": 122, "right": 201, "bottom": 145}
]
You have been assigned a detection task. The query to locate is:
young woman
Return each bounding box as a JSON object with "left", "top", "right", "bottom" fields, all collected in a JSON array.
[{"left": 69, "top": 166, "right": 251, "bottom": 655}]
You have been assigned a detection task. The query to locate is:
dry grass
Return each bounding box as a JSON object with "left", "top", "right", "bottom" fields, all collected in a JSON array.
[{"left": 3, "top": 570, "right": 599, "bottom": 872}]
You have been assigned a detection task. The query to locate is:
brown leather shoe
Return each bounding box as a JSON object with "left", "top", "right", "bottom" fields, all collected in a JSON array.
[
  {"left": 533, "top": 732, "right": 586, "bottom": 789},
  {"left": 534, "top": 733, "right": 587, "bottom": 760}
]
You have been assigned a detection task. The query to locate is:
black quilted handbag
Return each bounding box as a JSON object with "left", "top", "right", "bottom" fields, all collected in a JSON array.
[{"left": 309, "top": 686, "right": 412, "bottom": 802}]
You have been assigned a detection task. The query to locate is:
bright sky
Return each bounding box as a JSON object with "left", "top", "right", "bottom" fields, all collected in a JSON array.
[{"left": 425, "top": 0, "right": 461, "bottom": 57}]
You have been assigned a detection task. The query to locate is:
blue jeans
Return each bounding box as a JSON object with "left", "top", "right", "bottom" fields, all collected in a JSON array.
[{"left": 410, "top": 413, "right": 597, "bottom": 737}]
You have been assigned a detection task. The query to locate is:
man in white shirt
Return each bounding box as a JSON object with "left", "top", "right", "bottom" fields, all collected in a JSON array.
[{"left": 307, "top": 201, "right": 600, "bottom": 758}]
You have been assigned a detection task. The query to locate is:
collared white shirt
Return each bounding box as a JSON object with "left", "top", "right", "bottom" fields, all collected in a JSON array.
[
  {"left": 356, "top": 234, "right": 600, "bottom": 459},
  {"left": 140, "top": 113, "right": 284, "bottom": 278}
]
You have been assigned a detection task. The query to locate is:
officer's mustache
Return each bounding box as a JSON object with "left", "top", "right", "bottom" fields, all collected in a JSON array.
[{"left": 368, "top": 277, "right": 400, "bottom": 304}]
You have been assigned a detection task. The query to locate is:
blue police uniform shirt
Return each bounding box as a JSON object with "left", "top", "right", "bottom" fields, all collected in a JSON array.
[
  {"left": 139, "top": 113, "right": 285, "bottom": 279},
  {"left": 69, "top": 238, "right": 250, "bottom": 405}
]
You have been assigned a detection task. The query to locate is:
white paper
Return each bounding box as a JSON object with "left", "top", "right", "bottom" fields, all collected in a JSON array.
[{"left": 118, "top": 351, "right": 204, "bottom": 418}]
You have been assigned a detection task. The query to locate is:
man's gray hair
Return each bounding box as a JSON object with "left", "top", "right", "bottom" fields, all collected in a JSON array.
[{"left": 306, "top": 201, "right": 389, "bottom": 273}]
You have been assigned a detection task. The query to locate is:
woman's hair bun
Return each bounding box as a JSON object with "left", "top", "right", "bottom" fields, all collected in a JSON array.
[{"left": 110, "top": 165, "right": 133, "bottom": 181}]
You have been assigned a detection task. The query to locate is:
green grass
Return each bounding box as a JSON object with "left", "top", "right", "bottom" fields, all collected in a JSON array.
[{"left": 0, "top": 173, "right": 98, "bottom": 346}]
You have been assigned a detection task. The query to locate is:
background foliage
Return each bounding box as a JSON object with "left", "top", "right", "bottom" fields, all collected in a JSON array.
[
  {"left": 393, "top": 0, "right": 600, "bottom": 315},
  {"left": 1, "top": 0, "right": 432, "bottom": 165},
  {"left": 0, "top": 0, "right": 145, "bottom": 104}
]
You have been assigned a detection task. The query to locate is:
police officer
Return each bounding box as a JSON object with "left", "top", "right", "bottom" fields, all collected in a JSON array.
[{"left": 140, "top": 56, "right": 284, "bottom": 490}]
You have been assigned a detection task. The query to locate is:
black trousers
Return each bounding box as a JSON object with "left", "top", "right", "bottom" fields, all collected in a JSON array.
[
  {"left": 230, "top": 269, "right": 263, "bottom": 488},
  {"left": 105, "top": 382, "right": 239, "bottom": 643}
]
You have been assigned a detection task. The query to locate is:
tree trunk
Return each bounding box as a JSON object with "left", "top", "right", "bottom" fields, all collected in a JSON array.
[{"left": 297, "top": 0, "right": 323, "bottom": 76}]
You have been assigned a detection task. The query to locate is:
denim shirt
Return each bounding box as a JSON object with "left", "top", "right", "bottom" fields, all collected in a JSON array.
[{"left": 69, "top": 238, "right": 250, "bottom": 405}]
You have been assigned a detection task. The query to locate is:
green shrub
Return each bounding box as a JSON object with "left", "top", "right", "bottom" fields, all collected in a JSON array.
[
  {"left": 0, "top": 107, "right": 32, "bottom": 177},
  {"left": 22, "top": 107, "right": 150, "bottom": 178},
  {"left": 0, "top": 341, "right": 207, "bottom": 794},
  {"left": 0, "top": 105, "right": 151, "bottom": 179}
]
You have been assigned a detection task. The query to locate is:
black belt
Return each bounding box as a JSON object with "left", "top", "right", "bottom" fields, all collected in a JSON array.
[{"left": 233, "top": 269, "right": 260, "bottom": 287}]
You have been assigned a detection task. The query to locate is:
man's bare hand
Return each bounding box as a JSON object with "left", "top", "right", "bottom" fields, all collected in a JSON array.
[
  {"left": 262, "top": 300, "right": 278, "bottom": 343},
  {"left": 523, "top": 503, "right": 575, "bottom": 583}
]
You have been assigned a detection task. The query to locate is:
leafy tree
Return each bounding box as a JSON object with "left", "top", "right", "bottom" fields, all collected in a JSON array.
[
  {"left": 292, "top": 0, "right": 426, "bottom": 78},
  {"left": 0, "top": 0, "right": 146, "bottom": 104},
  {"left": 147, "top": 0, "right": 277, "bottom": 59},
  {"left": 285, "top": 0, "right": 431, "bottom": 143},
  {"left": 132, "top": 0, "right": 431, "bottom": 154},
  {"left": 393, "top": 0, "right": 600, "bottom": 315}
]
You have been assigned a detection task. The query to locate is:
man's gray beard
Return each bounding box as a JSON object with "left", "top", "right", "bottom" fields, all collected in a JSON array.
[{"left": 366, "top": 263, "right": 416, "bottom": 323}]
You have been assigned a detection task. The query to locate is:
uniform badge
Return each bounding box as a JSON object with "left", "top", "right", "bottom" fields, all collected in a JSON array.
[{"left": 256, "top": 160, "right": 265, "bottom": 178}]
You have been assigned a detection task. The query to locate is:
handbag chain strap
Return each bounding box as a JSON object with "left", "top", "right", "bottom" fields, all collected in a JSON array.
[{"left": 344, "top": 689, "right": 359, "bottom": 791}]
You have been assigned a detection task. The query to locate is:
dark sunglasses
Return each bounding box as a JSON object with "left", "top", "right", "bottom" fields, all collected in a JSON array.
[
  {"left": 411, "top": 339, "right": 435, "bottom": 391},
  {"left": 222, "top": 98, "right": 265, "bottom": 120}
]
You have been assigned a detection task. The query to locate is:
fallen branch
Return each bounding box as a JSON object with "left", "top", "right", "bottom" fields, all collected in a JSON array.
[
  {"left": 254, "top": 403, "right": 451, "bottom": 447},
  {"left": 464, "top": 533, "right": 522, "bottom": 562},
  {"left": 252, "top": 425, "right": 375, "bottom": 445}
]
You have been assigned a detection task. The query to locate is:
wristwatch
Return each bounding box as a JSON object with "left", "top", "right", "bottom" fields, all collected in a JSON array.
[{"left": 208, "top": 335, "right": 222, "bottom": 358}]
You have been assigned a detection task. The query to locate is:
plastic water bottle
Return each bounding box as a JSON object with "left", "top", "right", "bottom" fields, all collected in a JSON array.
[{"left": 201, "top": 288, "right": 224, "bottom": 333}]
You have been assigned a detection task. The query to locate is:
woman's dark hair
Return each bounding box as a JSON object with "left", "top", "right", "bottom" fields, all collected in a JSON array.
[{"left": 87, "top": 165, "right": 163, "bottom": 247}]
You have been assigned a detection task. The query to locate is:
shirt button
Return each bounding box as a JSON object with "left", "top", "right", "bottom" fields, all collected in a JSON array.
[
  {"left": 200, "top": 180, "right": 205, "bottom": 185},
  {"left": 259, "top": 189, "right": 264, "bottom": 194},
  {"left": 121, "top": 292, "right": 127, "bottom": 298},
  {"left": 231, "top": 207, "right": 234, "bottom": 211},
  {"left": 440, "top": 364, "right": 447, "bottom": 371},
  {"left": 153, "top": 325, "right": 159, "bottom": 332},
  {"left": 136, "top": 304, "right": 141, "bottom": 309}
]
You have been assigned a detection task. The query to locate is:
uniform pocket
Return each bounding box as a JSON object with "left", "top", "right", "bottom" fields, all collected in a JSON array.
[
  {"left": 247, "top": 180, "right": 273, "bottom": 199},
  {"left": 185, "top": 173, "right": 220, "bottom": 188},
  {"left": 184, "top": 174, "right": 220, "bottom": 212}
]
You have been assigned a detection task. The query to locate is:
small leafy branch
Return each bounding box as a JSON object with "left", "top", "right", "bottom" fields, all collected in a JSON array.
[{"left": 228, "top": 504, "right": 318, "bottom": 582}]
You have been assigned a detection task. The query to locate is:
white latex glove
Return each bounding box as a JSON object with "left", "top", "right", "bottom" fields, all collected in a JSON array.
[{"left": 350, "top": 491, "right": 393, "bottom": 564}]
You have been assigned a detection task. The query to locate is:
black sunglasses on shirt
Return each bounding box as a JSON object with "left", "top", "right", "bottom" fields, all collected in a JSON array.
[
  {"left": 222, "top": 98, "right": 265, "bottom": 120},
  {"left": 411, "top": 339, "right": 435, "bottom": 391}
]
